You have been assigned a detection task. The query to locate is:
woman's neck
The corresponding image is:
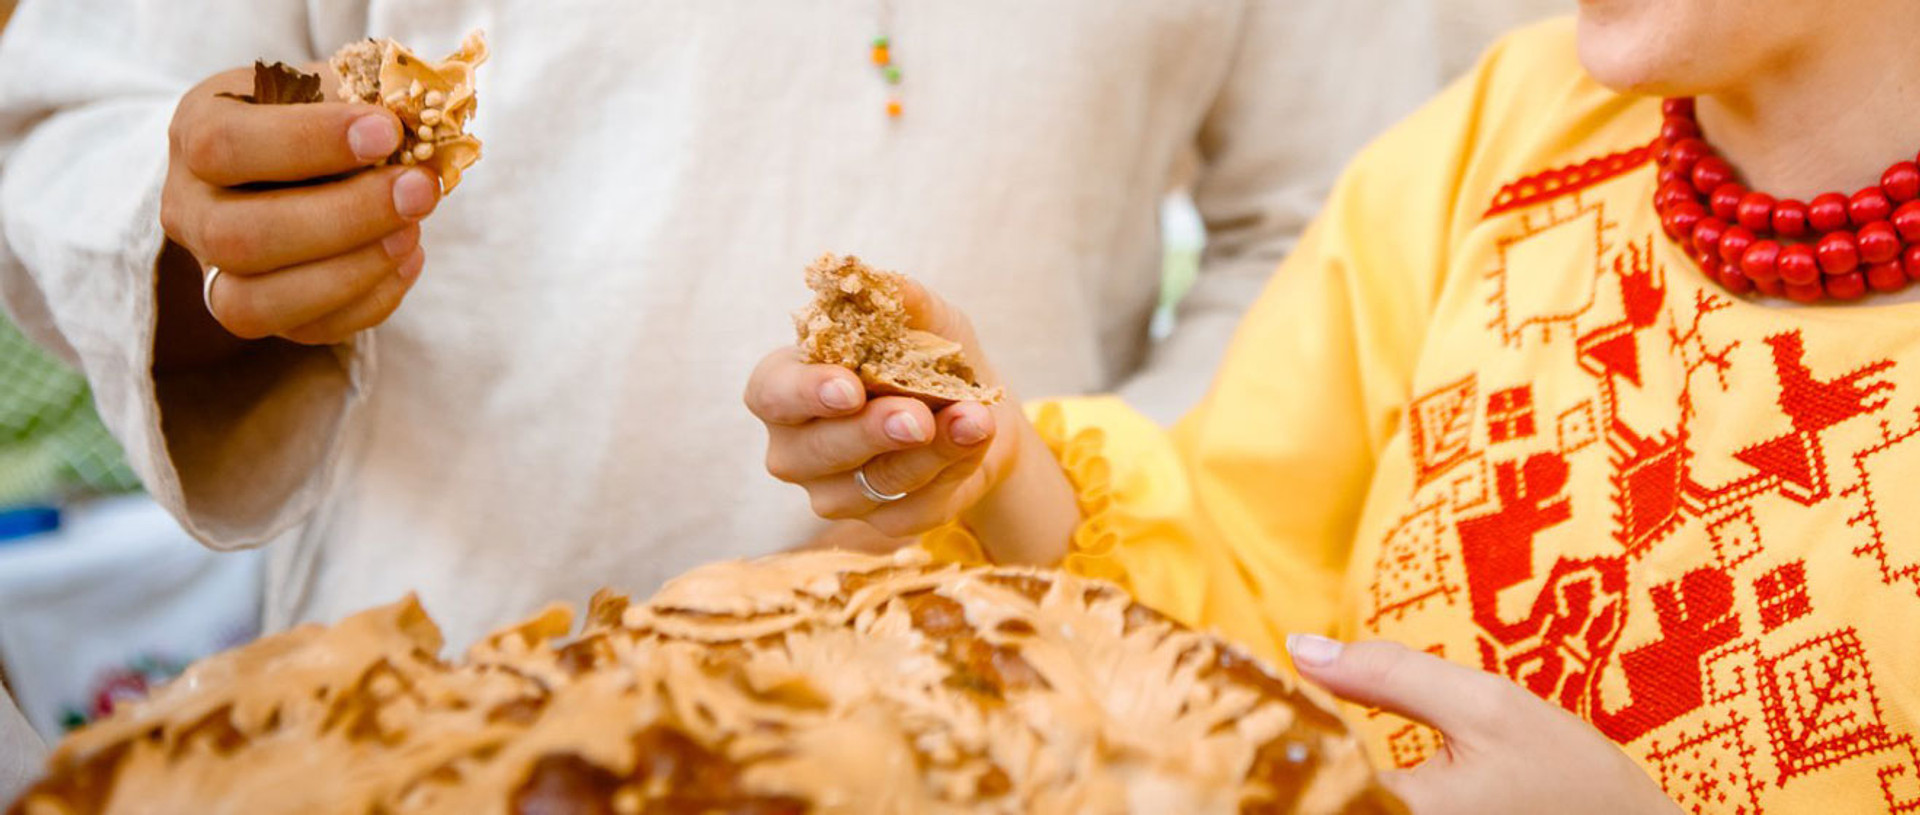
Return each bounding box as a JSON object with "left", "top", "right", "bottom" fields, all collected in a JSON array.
[{"left": 1696, "top": 19, "right": 1920, "bottom": 199}]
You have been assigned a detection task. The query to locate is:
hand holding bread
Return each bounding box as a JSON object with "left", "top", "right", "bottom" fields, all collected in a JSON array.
[
  {"left": 158, "top": 34, "right": 484, "bottom": 346},
  {"left": 748, "top": 255, "right": 1016, "bottom": 539}
]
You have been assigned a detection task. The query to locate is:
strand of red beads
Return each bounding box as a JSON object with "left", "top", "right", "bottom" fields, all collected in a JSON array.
[{"left": 1655, "top": 97, "right": 1920, "bottom": 302}]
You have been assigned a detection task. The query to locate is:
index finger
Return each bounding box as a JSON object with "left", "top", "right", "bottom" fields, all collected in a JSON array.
[
  {"left": 745, "top": 347, "right": 868, "bottom": 426},
  {"left": 1287, "top": 637, "right": 1516, "bottom": 743},
  {"left": 178, "top": 91, "right": 402, "bottom": 187},
  {"left": 896, "top": 277, "right": 978, "bottom": 345}
]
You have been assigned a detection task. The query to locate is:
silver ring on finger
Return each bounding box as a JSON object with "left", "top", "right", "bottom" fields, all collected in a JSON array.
[
  {"left": 855, "top": 464, "right": 909, "bottom": 504},
  {"left": 201, "top": 265, "right": 223, "bottom": 319}
]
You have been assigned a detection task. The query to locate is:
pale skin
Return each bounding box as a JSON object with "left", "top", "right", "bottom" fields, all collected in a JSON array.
[
  {"left": 155, "top": 65, "right": 441, "bottom": 374},
  {"left": 749, "top": 1, "right": 1920, "bottom": 810}
]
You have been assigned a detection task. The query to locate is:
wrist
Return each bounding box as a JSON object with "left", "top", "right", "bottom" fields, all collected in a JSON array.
[{"left": 961, "top": 416, "right": 1080, "bottom": 566}]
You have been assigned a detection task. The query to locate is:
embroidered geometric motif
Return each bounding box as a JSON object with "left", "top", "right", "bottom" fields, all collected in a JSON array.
[
  {"left": 1484, "top": 139, "right": 1657, "bottom": 218},
  {"left": 1707, "top": 507, "right": 1764, "bottom": 574},
  {"left": 1396, "top": 142, "right": 1920, "bottom": 810},
  {"left": 1486, "top": 200, "right": 1609, "bottom": 347},
  {"left": 1702, "top": 641, "right": 1761, "bottom": 706},
  {"left": 1409, "top": 375, "right": 1478, "bottom": 487},
  {"left": 1844, "top": 414, "right": 1920, "bottom": 600},
  {"left": 1757, "top": 628, "right": 1902, "bottom": 782},
  {"left": 1754, "top": 561, "right": 1812, "bottom": 634},
  {"left": 1487, "top": 386, "right": 1538, "bottom": 443},
  {"left": 1386, "top": 722, "right": 1444, "bottom": 770},
  {"left": 1593, "top": 568, "right": 1739, "bottom": 743},
  {"left": 1368, "top": 502, "right": 1459, "bottom": 627},
  {"left": 1450, "top": 455, "right": 1492, "bottom": 512},
  {"left": 1732, "top": 332, "right": 1896, "bottom": 506},
  {"left": 1608, "top": 425, "right": 1688, "bottom": 556},
  {"left": 1645, "top": 715, "right": 1762, "bottom": 815},
  {"left": 1557, "top": 399, "right": 1599, "bottom": 454},
  {"left": 1878, "top": 740, "right": 1920, "bottom": 813}
]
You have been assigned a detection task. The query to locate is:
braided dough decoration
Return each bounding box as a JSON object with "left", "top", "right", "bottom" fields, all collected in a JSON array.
[
  {"left": 8, "top": 550, "right": 1403, "bottom": 815},
  {"left": 331, "top": 31, "right": 488, "bottom": 192}
]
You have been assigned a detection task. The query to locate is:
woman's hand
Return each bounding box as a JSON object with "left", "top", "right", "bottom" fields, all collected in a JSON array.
[
  {"left": 159, "top": 66, "right": 437, "bottom": 349},
  {"left": 1288, "top": 636, "right": 1681, "bottom": 815},
  {"left": 745, "top": 280, "right": 1079, "bottom": 562}
]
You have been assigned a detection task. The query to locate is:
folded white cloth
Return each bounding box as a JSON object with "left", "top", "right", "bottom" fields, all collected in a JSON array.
[{"left": 0, "top": 496, "right": 261, "bottom": 744}]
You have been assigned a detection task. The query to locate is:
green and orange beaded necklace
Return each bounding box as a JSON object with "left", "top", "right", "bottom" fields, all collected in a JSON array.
[{"left": 871, "top": 1, "right": 902, "bottom": 118}]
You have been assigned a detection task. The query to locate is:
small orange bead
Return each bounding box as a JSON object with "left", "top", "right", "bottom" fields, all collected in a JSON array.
[
  {"left": 872, "top": 45, "right": 890, "bottom": 66},
  {"left": 886, "top": 100, "right": 903, "bottom": 118}
]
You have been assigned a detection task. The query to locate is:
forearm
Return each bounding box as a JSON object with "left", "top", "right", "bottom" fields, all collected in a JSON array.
[{"left": 960, "top": 417, "right": 1080, "bottom": 566}]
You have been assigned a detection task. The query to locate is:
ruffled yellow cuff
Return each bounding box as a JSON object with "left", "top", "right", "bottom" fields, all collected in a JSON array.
[{"left": 918, "top": 400, "right": 1132, "bottom": 588}]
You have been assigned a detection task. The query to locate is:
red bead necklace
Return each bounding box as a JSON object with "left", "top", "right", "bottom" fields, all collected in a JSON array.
[{"left": 1654, "top": 97, "right": 1920, "bottom": 302}]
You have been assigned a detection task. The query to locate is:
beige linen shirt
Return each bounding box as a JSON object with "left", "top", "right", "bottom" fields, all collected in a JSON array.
[
  {"left": 0, "top": 677, "right": 38, "bottom": 805},
  {"left": 0, "top": 1, "right": 1439, "bottom": 654}
]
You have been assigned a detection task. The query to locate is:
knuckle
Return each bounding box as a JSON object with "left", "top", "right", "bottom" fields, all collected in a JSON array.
[
  {"left": 181, "top": 121, "right": 235, "bottom": 181},
  {"left": 166, "top": 110, "right": 187, "bottom": 151},
  {"left": 1461, "top": 672, "right": 1517, "bottom": 725},
  {"left": 1354, "top": 643, "right": 1411, "bottom": 689},
  {"left": 743, "top": 381, "right": 783, "bottom": 422},
  {"left": 802, "top": 426, "right": 853, "bottom": 470},
  {"left": 764, "top": 448, "right": 802, "bottom": 483},
  {"left": 363, "top": 277, "right": 408, "bottom": 323},
  {"left": 196, "top": 210, "right": 260, "bottom": 268},
  {"left": 214, "top": 289, "right": 272, "bottom": 340},
  {"left": 744, "top": 359, "right": 802, "bottom": 422},
  {"left": 860, "top": 454, "right": 912, "bottom": 495},
  {"left": 809, "top": 491, "right": 860, "bottom": 521},
  {"left": 742, "top": 381, "right": 766, "bottom": 417},
  {"left": 158, "top": 194, "right": 188, "bottom": 242}
]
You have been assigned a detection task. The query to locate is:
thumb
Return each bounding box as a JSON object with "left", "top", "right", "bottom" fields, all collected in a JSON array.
[
  {"left": 1286, "top": 635, "right": 1510, "bottom": 745},
  {"left": 896, "top": 276, "right": 983, "bottom": 349}
]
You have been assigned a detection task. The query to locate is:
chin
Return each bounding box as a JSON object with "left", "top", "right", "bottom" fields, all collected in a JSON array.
[{"left": 1574, "top": 8, "right": 1694, "bottom": 96}]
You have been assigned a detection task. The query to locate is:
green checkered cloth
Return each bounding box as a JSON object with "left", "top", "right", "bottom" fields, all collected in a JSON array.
[{"left": 0, "top": 313, "right": 140, "bottom": 507}]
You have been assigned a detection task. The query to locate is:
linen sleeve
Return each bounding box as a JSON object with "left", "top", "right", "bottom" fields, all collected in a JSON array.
[
  {"left": 1113, "top": 0, "right": 1439, "bottom": 424},
  {"left": 0, "top": 676, "right": 42, "bottom": 809},
  {"left": 928, "top": 48, "right": 1501, "bottom": 665},
  {"left": 0, "top": 1, "right": 375, "bottom": 550}
]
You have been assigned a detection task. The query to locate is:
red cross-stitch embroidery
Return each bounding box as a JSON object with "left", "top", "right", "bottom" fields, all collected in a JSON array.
[
  {"left": 1754, "top": 562, "right": 1812, "bottom": 634},
  {"left": 1364, "top": 145, "right": 1920, "bottom": 811},
  {"left": 1487, "top": 386, "right": 1538, "bottom": 443},
  {"left": 1757, "top": 629, "right": 1906, "bottom": 782}
]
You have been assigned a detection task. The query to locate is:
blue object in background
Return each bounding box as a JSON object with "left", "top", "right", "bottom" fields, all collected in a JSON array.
[{"left": 0, "top": 505, "right": 59, "bottom": 543}]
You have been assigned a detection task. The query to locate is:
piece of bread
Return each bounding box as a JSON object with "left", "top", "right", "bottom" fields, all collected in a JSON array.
[
  {"left": 330, "top": 31, "right": 488, "bottom": 192},
  {"left": 795, "top": 254, "right": 1004, "bottom": 409},
  {"left": 8, "top": 550, "right": 1403, "bottom": 815}
]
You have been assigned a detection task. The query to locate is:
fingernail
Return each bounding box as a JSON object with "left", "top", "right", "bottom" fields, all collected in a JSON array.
[
  {"left": 392, "top": 169, "right": 437, "bottom": 219},
  {"left": 1287, "top": 634, "right": 1343, "bottom": 667},
  {"left": 348, "top": 115, "right": 400, "bottom": 161},
  {"left": 819, "top": 379, "right": 860, "bottom": 411},
  {"left": 380, "top": 228, "right": 417, "bottom": 259},
  {"left": 951, "top": 415, "right": 988, "bottom": 446},
  {"left": 884, "top": 412, "right": 927, "bottom": 444}
]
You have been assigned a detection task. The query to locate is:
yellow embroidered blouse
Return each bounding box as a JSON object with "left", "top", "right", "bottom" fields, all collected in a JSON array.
[{"left": 930, "top": 18, "right": 1920, "bottom": 813}]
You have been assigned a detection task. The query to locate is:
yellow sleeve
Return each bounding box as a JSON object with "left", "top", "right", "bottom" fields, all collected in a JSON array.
[{"left": 925, "top": 22, "right": 1571, "bottom": 665}]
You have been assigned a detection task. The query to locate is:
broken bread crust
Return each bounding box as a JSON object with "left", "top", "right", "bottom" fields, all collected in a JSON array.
[
  {"left": 795, "top": 253, "right": 1005, "bottom": 409},
  {"left": 330, "top": 30, "right": 488, "bottom": 192}
]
